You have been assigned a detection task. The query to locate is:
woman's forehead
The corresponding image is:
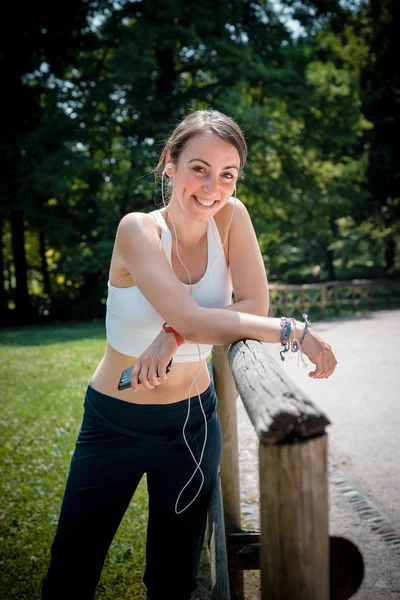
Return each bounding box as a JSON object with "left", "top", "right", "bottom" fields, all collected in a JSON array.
[{"left": 181, "top": 132, "right": 240, "bottom": 165}]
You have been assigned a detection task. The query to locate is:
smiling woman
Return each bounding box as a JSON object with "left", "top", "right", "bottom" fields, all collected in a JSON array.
[{"left": 41, "top": 108, "right": 337, "bottom": 600}]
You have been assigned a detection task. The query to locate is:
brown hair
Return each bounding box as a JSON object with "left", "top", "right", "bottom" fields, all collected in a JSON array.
[{"left": 155, "top": 109, "right": 247, "bottom": 179}]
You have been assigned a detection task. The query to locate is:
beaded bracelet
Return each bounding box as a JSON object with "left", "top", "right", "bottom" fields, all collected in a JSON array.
[
  {"left": 280, "top": 313, "right": 310, "bottom": 368},
  {"left": 299, "top": 313, "right": 310, "bottom": 344},
  {"left": 280, "top": 316, "right": 292, "bottom": 361},
  {"left": 280, "top": 316, "right": 291, "bottom": 345}
]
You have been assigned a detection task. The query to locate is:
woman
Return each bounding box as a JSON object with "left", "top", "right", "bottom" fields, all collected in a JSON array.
[{"left": 42, "top": 109, "right": 337, "bottom": 600}]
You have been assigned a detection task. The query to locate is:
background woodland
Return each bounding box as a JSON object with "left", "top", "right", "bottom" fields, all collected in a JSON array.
[{"left": 1, "top": 0, "right": 398, "bottom": 325}]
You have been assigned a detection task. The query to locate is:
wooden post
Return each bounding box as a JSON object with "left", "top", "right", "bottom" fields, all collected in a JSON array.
[
  {"left": 226, "top": 339, "right": 331, "bottom": 599},
  {"left": 259, "top": 434, "right": 329, "bottom": 600},
  {"left": 212, "top": 345, "right": 244, "bottom": 600},
  {"left": 299, "top": 287, "right": 305, "bottom": 314},
  {"left": 320, "top": 285, "right": 327, "bottom": 319},
  {"left": 333, "top": 285, "right": 340, "bottom": 315},
  {"left": 369, "top": 282, "right": 375, "bottom": 310},
  {"left": 282, "top": 288, "right": 288, "bottom": 314}
]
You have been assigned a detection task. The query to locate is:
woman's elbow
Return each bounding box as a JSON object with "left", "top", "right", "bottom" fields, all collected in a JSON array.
[{"left": 173, "top": 307, "right": 204, "bottom": 343}]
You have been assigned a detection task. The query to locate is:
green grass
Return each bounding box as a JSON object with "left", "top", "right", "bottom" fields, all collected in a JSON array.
[{"left": 0, "top": 323, "right": 211, "bottom": 599}]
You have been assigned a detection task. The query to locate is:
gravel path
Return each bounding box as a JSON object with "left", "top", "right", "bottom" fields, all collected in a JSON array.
[{"left": 236, "top": 310, "right": 400, "bottom": 599}]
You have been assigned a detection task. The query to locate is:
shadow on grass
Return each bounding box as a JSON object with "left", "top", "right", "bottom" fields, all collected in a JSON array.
[{"left": 0, "top": 321, "right": 106, "bottom": 346}]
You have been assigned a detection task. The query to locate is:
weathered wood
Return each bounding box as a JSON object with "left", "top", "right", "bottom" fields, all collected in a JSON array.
[
  {"left": 259, "top": 433, "right": 329, "bottom": 600},
  {"left": 226, "top": 339, "right": 331, "bottom": 444},
  {"left": 227, "top": 532, "right": 260, "bottom": 571},
  {"left": 320, "top": 285, "right": 327, "bottom": 318},
  {"left": 207, "top": 473, "right": 231, "bottom": 600},
  {"left": 212, "top": 346, "right": 244, "bottom": 600}
]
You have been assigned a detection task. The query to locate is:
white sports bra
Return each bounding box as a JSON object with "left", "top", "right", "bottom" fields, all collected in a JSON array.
[{"left": 105, "top": 209, "right": 233, "bottom": 362}]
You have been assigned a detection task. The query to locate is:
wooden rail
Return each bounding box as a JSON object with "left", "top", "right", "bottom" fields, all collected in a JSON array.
[
  {"left": 268, "top": 279, "right": 400, "bottom": 318},
  {"left": 207, "top": 340, "right": 363, "bottom": 600}
]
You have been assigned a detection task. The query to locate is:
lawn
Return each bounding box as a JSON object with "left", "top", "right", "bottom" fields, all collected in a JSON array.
[{"left": 0, "top": 322, "right": 211, "bottom": 600}]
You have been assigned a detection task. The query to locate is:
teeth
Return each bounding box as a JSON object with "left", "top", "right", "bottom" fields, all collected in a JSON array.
[{"left": 194, "top": 195, "right": 215, "bottom": 207}]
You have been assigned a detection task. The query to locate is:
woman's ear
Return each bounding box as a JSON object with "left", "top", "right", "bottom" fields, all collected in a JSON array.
[{"left": 162, "top": 162, "right": 174, "bottom": 176}]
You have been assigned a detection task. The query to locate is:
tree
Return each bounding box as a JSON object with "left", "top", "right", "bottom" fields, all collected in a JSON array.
[
  {"left": 359, "top": 0, "right": 400, "bottom": 272},
  {"left": 0, "top": 1, "right": 99, "bottom": 324}
]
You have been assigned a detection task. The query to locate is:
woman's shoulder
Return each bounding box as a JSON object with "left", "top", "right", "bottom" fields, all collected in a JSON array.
[
  {"left": 109, "top": 211, "right": 161, "bottom": 287},
  {"left": 214, "top": 196, "right": 245, "bottom": 236},
  {"left": 119, "top": 209, "right": 158, "bottom": 226},
  {"left": 117, "top": 210, "right": 160, "bottom": 240},
  {"left": 113, "top": 212, "right": 164, "bottom": 265}
]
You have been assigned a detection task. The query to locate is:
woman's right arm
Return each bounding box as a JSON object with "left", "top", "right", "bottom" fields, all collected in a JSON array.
[
  {"left": 116, "top": 213, "right": 336, "bottom": 378},
  {"left": 116, "top": 212, "right": 281, "bottom": 346}
]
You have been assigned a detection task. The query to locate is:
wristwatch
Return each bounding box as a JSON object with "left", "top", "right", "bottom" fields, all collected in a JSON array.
[{"left": 162, "top": 322, "right": 185, "bottom": 346}]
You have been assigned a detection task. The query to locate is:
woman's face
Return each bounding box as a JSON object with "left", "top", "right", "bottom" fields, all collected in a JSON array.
[{"left": 169, "top": 132, "right": 240, "bottom": 222}]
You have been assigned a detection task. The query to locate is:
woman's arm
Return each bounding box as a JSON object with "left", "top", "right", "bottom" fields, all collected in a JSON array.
[
  {"left": 117, "top": 214, "right": 275, "bottom": 345},
  {"left": 116, "top": 212, "right": 336, "bottom": 378},
  {"left": 185, "top": 308, "right": 281, "bottom": 345}
]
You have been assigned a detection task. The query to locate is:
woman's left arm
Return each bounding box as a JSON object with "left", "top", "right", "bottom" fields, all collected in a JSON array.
[{"left": 224, "top": 198, "right": 270, "bottom": 317}]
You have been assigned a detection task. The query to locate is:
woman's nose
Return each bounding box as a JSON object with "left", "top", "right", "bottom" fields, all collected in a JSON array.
[{"left": 203, "top": 175, "right": 218, "bottom": 194}]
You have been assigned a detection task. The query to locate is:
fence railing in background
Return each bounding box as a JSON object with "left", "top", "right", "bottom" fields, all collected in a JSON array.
[
  {"left": 207, "top": 342, "right": 364, "bottom": 600},
  {"left": 268, "top": 279, "right": 400, "bottom": 318}
]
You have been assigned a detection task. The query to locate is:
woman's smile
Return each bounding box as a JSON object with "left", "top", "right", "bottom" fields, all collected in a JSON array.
[{"left": 192, "top": 194, "right": 219, "bottom": 208}]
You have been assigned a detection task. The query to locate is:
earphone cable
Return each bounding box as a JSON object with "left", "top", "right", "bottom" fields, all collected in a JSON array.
[{"left": 160, "top": 165, "right": 237, "bottom": 514}]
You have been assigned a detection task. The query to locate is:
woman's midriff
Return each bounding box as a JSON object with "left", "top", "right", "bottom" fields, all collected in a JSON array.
[{"left": 90, "top": 343, "right": 211, "bottom": 405}]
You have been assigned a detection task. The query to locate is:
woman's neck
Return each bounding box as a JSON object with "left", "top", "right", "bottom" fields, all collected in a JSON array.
[{"left": 161, "top": 204, "right": 208, "bottom": 249}]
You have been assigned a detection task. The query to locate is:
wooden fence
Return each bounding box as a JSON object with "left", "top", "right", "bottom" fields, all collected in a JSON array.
[
  {"left": 207, "top": 341, "right": 364, "bottom": 600},
  {"left": 268, "top": 279, "right": 400, "bottom": 318}
]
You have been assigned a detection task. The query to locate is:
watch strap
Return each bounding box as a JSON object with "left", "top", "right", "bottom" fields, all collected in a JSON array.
[{"left": 162, "top": 322, "right": 185, "bottom": 347}]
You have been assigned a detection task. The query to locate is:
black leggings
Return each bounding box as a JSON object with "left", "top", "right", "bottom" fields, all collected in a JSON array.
[{"left": 42, "top": 382, "right": 222, "bottom": 600}]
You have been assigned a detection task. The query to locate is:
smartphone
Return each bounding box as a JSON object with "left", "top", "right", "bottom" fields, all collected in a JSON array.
[{"left": 118, "top": 358, "right": 173, "bottom": 391}]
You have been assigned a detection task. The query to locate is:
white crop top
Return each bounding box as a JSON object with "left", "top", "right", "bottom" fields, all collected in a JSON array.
[{"left": 105, "top": 209, "right": 233, "bottom": 362}]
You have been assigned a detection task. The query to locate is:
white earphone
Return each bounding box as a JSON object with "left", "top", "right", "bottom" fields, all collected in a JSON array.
[
  {"left": 162, "top": 162, "right": 173, "bottom": 176},
  {"left": 159, "top": 158, "right": 238, "bottom": 515}
]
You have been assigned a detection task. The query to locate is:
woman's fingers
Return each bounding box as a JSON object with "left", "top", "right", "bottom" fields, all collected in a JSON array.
[
  {"left": 131, "top": 353, "right": 172, "bottom": 392},
  {"left": 137, "top": 361, "right": 170, "bottom": 390},
  {"left": 130, "top": 364, "right": 142, "bottom": 391},
  {"left": 157, "top": 359, "right": 171, "bottom": 380},
  {"left": 148, "top": 363, "right": 161, "bottom": 387},
  {"left": 137, "top": 365, "right": 157, "bottom": 390},
  {"left": 309, "top": 348, "right": 337, "bottom": 379}
]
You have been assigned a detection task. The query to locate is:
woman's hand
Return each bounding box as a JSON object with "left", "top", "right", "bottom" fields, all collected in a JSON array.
[
  {"left": 130, "top": 330, "right": 178, "bottom": 391},
  {"left": 299, "top": 326, "right": 337, "bottom": 379}
]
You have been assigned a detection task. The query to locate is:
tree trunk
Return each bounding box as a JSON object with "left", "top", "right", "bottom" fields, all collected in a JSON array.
[
  {"left": 326, "top": 247, "right": 335, "bottom": 281},
  {"left": 384, "top": 235, "right": 396, "bottom": 272},
  {"left": 39, "top": 229, "right": 51, "bottom": 296},
  {"left": 0, "top": 217, "right": 10, "bottom": 325},
  {"left": 10, "top": 209, "right": 30, "bottom": 322},
  {"left": 326, "top": 218, "right": 338, "bottom": 281}
]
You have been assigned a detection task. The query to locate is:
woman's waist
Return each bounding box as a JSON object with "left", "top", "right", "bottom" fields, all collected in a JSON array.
[{"left": 91, "top": 343, "right": 211, "bottom": 404}]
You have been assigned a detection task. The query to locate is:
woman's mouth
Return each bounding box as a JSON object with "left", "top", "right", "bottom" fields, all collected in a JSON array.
[{"left": 193, "top": 195, "right": 216, "bottom": 208}]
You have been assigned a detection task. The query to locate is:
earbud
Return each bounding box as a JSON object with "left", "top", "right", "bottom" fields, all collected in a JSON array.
[{"left": 162, "top": 162, "right": 173, "bottom": 176}]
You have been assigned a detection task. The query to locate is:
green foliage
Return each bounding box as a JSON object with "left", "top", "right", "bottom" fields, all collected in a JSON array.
[
  {"left": 1, "top": 0, "right": 399, "bottom": 324},
  {"left": 358, "top": 0, "right": 400, "bottom": 270}
]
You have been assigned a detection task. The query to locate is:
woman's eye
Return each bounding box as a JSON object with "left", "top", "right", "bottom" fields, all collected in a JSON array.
[
  {"left": 192, "top": 166, "right": 206, "bottom": 173},
  {"left": 222, "top": 172, "right": 234, "bottom": 180}
]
